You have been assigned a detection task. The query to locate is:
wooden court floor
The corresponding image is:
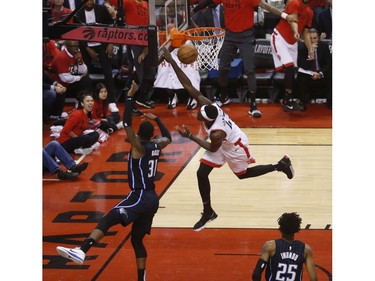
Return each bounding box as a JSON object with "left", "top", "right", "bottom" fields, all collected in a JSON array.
[{"left": 43, "top": 102, "right": 332, "bottom": 280}]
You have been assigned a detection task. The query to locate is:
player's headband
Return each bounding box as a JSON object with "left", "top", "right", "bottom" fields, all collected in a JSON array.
[{"left": 200, "top": 105, "right": 215, "bottom": 121}]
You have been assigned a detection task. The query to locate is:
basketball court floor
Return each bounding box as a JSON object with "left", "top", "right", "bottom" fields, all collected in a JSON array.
[{"left": 42, "top": 102, "right": 332, "bottom": 280}]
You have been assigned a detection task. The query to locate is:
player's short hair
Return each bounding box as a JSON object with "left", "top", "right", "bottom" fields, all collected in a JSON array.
[
  {"left": 278, "top": 212, "right": 302, "bottom": 235},
  {"left": 138, "top": 121, "right": 154, "bottom": 140}
]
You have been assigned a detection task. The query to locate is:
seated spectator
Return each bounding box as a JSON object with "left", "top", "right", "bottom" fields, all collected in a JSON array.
[
  {"left": 47, "top": 40, "right": 94, "bottom": 118},
  {"left": 92, "top": 82, "right": 124, "bottom": 134},
  {"left": 296, "top": 28, "right": 332, "bottom": 110},
  {"left": 43, "top": 72, "right": 67, "bottom": 121},
  {"left": 103, "top": 1, "right": 117, "bottom": 20},
  {"left": 317, "top": 0, "right": 332, "bottom": 40},
  {"left": 43, "top": 140, "right": 89, "bottom": 180},
  {"left": 58, "top": 91, "right": 100, "bottom": 154},
  {"left": 75, "top": 0, "right": 120, "bottom": 115},
  {"left": 50, "top": 0, "right": 73, "bottom": 23}
]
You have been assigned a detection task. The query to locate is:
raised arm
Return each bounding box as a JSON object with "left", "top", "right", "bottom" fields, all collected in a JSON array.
[
  {"left": 123, "top": 81, "right": 144, "bottom": 156},
  {"left": 143, "top": 113, "right": 172, "bottom": 149},
  {"left": 162, "top": 47, "right": 211, "bottom": 106}
]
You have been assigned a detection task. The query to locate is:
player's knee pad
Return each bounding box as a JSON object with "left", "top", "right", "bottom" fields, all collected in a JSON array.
[
  {"left": 284, "top": 66, "right": 295, "bottom": 90},
  {"left": 131, "top": 235, "right": 147, "bottom": 258},
  {"left": 96, "top": 209, "right": 120, "bottom": 233}
]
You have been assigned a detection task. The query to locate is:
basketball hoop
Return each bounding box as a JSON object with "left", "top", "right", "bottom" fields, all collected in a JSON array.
[{"left": 170, "top": 27, "right": 225, "bottom": 71}]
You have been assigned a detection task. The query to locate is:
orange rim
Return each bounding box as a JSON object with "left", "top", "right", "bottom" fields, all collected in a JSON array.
[{"left": 183, "top": 27, "right": 225, "bottom": 40}]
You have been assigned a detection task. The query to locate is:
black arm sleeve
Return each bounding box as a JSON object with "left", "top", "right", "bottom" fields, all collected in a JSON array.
[
  {"left": 193, "top": 0, "right": 213, "bottom": 13},
  {"left": 155, "top": 117, "right": 172, "bottom": 142},
  {"left": 123, "top": 97, "right": 133, "bottom": 127},
  {"left": 252, "top": 259, "right": 267, "bottom": 281}
]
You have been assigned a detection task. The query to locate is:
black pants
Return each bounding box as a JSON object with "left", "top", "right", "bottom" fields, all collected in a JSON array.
[
  {"left": 60, "top": 131, "right": 99, "bottom": 153},
  {"left": 81, "top": 44, "right": 118, "bottom": 103}
]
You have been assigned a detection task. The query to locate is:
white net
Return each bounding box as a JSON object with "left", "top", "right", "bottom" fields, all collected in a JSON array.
[{"left": 184, "top": 27, "right": 225, "bottom": 71}]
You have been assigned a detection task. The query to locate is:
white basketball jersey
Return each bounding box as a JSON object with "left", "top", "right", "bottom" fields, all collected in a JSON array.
[{"left": 205, "top": 104, "right": 247, "bottom": 150}]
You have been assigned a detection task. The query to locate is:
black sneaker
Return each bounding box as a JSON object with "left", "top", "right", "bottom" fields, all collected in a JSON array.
[
  {"left": 70, "top": 162, "right": 89, "bottom": 174},
  {"left": 167, "top": 94, "right": 178, "bottom": 109},
  {"left": 132, "top": 108, "right": 143, "bottom": 116},
  {"left": 135, "top": 99, "right": 155, "bottom": 109},
  {"left": 57, "top": 170, "right": 79, "bottom": 180},
  {"left": 248, "top": 104, "right": 262, "bottom": 118},
  {"left": 276, "top": 155, "right": 294, "bottom": 179},
  {"left": 193, "top": 211, "right": 218, "bottom": 231},
  {"left": 186, "top": 97, "right": 197, "bottom": 110},
  {"left": 220, "top": 97, "right": 232, "bottom": 106},
  {"left": 282, "top": 100, "right": 304, "bottom": 112}
]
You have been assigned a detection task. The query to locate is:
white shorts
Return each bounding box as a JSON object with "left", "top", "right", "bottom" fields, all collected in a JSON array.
[
  {"left": 271, "top": 29, "right": 298, "bottom": 71},
  {"left": 200, "top": 137, "right": 255, "bottom": 175}
]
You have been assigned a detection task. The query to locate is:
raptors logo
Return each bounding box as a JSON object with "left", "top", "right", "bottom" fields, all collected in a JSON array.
[{"left": 82, "top": 27, "right": 96, "bottom": 40}]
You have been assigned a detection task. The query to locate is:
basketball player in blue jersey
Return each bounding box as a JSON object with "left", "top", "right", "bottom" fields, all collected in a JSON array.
[
  {"left": 56, "top": 81, "right": 172, "bottom": 281},
  {"left": 163, "top": 47, "right": 295, "bottom": 231},
  {"left": 252, "top": 212, "right": 318, "bottom": 281}
]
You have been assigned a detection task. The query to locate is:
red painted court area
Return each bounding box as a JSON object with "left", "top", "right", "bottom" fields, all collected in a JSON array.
[{"left": 43, "top": 102, "right": 332, "bottom": 280}]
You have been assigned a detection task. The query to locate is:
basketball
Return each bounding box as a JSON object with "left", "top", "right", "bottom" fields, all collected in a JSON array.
[{"left": 177, "top": 44, "right": 198, "bottom": 64}]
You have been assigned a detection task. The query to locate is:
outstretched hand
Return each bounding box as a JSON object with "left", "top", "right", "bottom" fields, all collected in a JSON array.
[{"left": 176, "top": 125, "right": 191, "bottom": 138}]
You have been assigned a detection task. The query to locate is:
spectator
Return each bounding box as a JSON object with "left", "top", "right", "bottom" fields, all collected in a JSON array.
[
  {"left": 75, "top": 0, "right": 121, "bottom": 116},
  {"left": 43, "top": 40, "right": 61, "bottom": 71},
  {"left": 296, "top": 28, "right": 332, "bottom": 110},
  {"left": 192, "top": 0, "right": 297, "bottom": 118},
  {"left": 251, "top": 212, "right": 318, "bottom": 281},
  {"left": 62, "top": 0, "right": 81, "bottom": 10},
  {"left": 109, "top": 0, "right": 156, "bottom": 112},
  {"left": 317, "top": 0, "right": 332, "bottom": 40},
  {"left": 192, "top": 3, "right": 225, "bottom": 30},
  {"left": 92, "top": 82, "right": 125, "bottom": 133},
  {"left": 43, "top": 140, "right": 89, "bottom": 180},
  {"left": 163, "top": 47, "right": 295, "bottom": 231},
  {"left": 56, "top": 81, "right": 172, "bottom": 281},
  {"left": 58, "top": 91, "right": 100, "bottom": 155},
  {"left": 43, "top": 73, "right": 67, "bottom": 121},
  {"left": 270, "top": 0, "right": 314, "bottom": 112},
  {"left": 103, "top": 1, "right": 117, "bottom": 20},
  {"left": 47, "top": 40, "right": 94, "bottom": 118},
  {"left": 51, "top": 0, "right": 73, "bottom": 23},
  {"left": 307, "top": 0, "right": 327, "bottom": 28}
]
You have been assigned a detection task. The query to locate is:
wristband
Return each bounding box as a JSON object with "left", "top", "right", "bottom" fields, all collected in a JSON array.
[
  {"left": 281, "top": 12, "right": 288, "bottom": 20},
  {"left": 126, "top": 96, "right": 133, "bottom": 101}
]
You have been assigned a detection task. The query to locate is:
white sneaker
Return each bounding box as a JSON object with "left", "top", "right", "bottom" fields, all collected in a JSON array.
[
  {"left": 56, "top": 246, "right": 85, "bottom": 265},
  {"left": 109, "top": 103, "right": 119, "bottom": 113},
  {"left": 74, "top": 147, "right": 93, "bottom": 155},
  {"left": 116, "top": 121, "right": 124, "bottom": 130},
  {"left": 91, "top": 142, "right": 100, "bottom": 150},
  {"left": 167, "top": 94, "right": 178, "bottom": 109}
]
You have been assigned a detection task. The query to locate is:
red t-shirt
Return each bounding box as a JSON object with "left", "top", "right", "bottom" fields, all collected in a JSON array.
[
  {"left": 213, "top": 0, "right": 260, "bottom": 33},
  {"left": 49, "top": 49, "right": 81, "bottom": 87},
  {"left": 109, "top": 0, "right": 149, "bottom": 25},
  {"left": 58, "top": 110, "right": 90, "bottom": 144},
  {"left": 275, "top": 0, "right": 313, "bottom": 44},
  {"left": 92, "top": 100, "right": 109, "bottom": 119}
]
